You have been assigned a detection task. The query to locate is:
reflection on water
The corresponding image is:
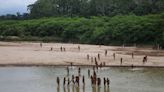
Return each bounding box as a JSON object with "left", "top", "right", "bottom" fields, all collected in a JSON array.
[{"left": 0, "top": 67, "right": 164, "bottom": 92}]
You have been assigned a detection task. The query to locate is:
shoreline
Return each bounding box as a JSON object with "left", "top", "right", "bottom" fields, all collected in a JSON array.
[{"left": 0, "top": 64, "right": 164, "bottom": 68}]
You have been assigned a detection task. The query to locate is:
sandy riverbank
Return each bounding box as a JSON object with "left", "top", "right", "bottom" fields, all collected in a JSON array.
[{"left": 0, "top": 41, "right": 164, "bottom": 67}]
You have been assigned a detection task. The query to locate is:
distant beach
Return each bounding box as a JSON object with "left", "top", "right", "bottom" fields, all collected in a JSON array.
[{"left": 0, "top": 41, "right": 164, "bottom": 68}]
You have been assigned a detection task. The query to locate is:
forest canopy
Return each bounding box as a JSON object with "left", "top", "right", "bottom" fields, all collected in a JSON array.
[
  {"left": 0, "top": 14, "right": 164, "bottom": 47},
  {"left": 27, "top": 0, "right": 164, "bottom": 18}
]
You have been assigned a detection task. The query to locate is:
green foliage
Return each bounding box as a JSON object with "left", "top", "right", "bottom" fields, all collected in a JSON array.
[
  {"left": 27, "top": 0, "right": 164, "bottom": 18},
  {"left": 0, "top": 13, "right": 164, "bottom": 47}
]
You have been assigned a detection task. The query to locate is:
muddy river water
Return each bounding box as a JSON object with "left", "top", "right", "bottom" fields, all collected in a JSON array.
[{"left": 0, "top": 67, "right": 163, "bottom": 92}]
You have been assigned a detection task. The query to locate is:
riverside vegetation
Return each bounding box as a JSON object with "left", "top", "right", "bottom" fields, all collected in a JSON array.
[{"left": 0, "top": 0, "right": 164, "bottom": 48}]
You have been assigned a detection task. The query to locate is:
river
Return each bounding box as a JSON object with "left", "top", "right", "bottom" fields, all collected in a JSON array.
[{"left": 0, "top": 67, "right": 163, "bottom": 92}]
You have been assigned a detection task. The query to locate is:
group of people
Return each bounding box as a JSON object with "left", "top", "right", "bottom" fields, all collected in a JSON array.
[
  {"left": 38, "top": 42, "right": 151, "bottom": 92},
  {"left": 56, "top": 66, "right": 110, "bottom": 92},
  {"left": 40, "top": 42, "right": 149, "bottom": 67},
  {"left": 86, "top": 49, "right": 148, "bottom": 68}
]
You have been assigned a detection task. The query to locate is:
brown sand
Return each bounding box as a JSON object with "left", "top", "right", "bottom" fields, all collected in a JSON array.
[{"left": 0, "top": 41, "right": 164, "bottom": 67}]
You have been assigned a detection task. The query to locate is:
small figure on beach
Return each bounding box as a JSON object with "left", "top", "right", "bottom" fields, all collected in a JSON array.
[
  {"left": 95, "top": 57, "right": 97, "bottom": 64},
  {"left": 95, "top": 58, "right": 98, "bottom": 70},
  {"left": 120, "top": 58, "right": 123, "bottom": 65},
  {"left": 87, "top": 54, "right": 90, "bottom": 60},
  {"left": 91, "top": 57, "right": 93, "bottom": 63},
  {"left": 105, "top": 50, "right": 108, "bottom": 56},
  {"left": 143, "top": 55, "right": 148, "bottom": 64},
  {"left": 132, "top": 53, "right": 134, "bottom": 59},
  {"left": 60, "top": 46, "right": 63, "bottom": 52},
  {"left": 78, "top": 45, "right": 80, "bottom": 51},
  {"left": 98, "top": 53, "right": 100, "bottom": 60},
  {"left": 113, "top": 53, "right": 116, "bottom": 60}
]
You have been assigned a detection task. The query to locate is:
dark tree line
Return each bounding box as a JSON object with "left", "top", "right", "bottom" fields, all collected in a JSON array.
[
  {"left": 0, "top": 13, "right": 164, "bottom": 47},
  {"left": 27, "top": 0, "right": 164, "bottom": 18},
  {"left": 0, "top": 12, "right": 30, "bottom": 20}
]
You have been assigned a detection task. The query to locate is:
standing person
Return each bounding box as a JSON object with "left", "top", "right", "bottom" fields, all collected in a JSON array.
[
  {"left": 95, "top": 57, "right": 97, "bottom": 64},
  {"left": 95, "top": 58, "right": 98, "bottom": 70},
  {"left": 60, "top": 46, "right": 63, "bottom": 52},
  {"left": 88, "top": 69, "right": 90, "bottom": 77},
  {"left": 103, "top": 78, "right": 106, "bottom": 86},
  {"left": 97, "top": 78, "right": 101, "bottom": 92},
  {"left": 87, "top": 54, "right": 90, "bottom": 60},
  {"left": 143, "top": 55, "right": 148, "bottom": 64},
  {"left": 105, "top": 50, "right": 107, "bottom": 56},
  {"left": 93, "top": 71, "right": 97, "bottom": 79},
  {"left": 71, "top": 76, "right": 75, "bottom": 92},
  {"left": 91, "top": 75, "right": 93, "bottom": 85},
  {"left": 92, "top": 75, "right": 97, "bottom": 86},
  {"left": 97, "top": 78, "right": 101, "bottom": 86},
  {"left": 120, "top": 58, "right": 123, "bottom": 65},
  {"left": 78, "top": 67, "right": 81, "bottom": 76},
  {"left": 72, "top": 75, "right": 75, "bottom": 84},
  {"left": 57, "top": 77, "right": 60, "bottom": 86},
  {"left": 82, "top": 76, "right": 85, "bottom": 85},
  {"left": 132, "top": 53, "right": 134, "bottom": 59},
  {"left": 78, "top": 45, "right": 80, "bottom": 51},
  {"left": 98, "top": 53, "right": 100, "bottom": 60},
  {"left": 63, "top": 77, "right": 66, "bottom": 86},
  {"left": 67, "top": 67, "right": 69, "bottom": 76},
  {"left": 75, "top": 76, "right": 80, "bottom": 86},
  {"left": 107, "top": 78, "right": 110, "bottom": 86},
  {"left": 91, "top": 57, "right": 93, "bottom": 63},
  {"left": 113, "top": 53, "right": 116, "bottom": 60},
  {"left": 67, "top": 77, "right": 70, "bottom": 85}
]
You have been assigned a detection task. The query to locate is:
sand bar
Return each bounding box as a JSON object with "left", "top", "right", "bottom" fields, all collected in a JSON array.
[{"left": 0, "top": 41, "right": 164, "bottom": 68}]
